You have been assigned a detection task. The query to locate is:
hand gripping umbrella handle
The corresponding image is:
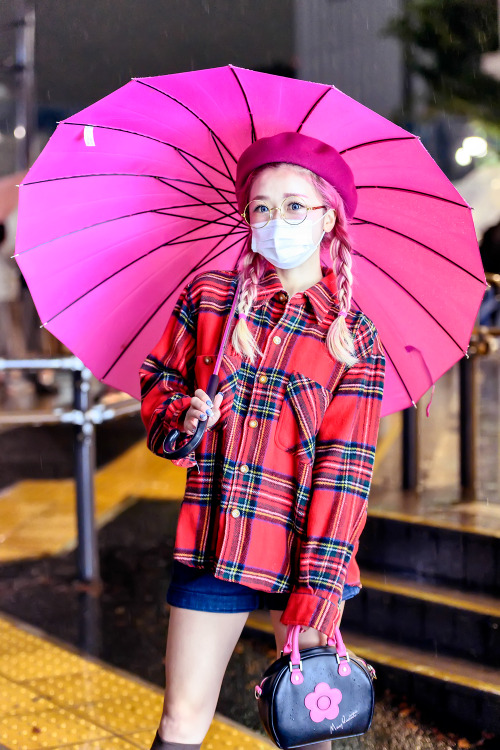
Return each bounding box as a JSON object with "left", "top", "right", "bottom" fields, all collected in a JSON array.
[
  {"left": 163, "top": 373, "right": 220, "bottom": 459},
  {"left": 162, "top": 277, "right": 242, "bottom": 460}
]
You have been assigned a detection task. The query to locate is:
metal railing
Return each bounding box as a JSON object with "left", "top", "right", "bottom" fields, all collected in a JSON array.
[{"left": 0, "top": 356, "right": 140, "bottom": 584}]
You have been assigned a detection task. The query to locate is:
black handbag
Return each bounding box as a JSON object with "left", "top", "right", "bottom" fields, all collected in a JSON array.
[{"left": 254, "top": 623, "right": 376, "bottom": 748}]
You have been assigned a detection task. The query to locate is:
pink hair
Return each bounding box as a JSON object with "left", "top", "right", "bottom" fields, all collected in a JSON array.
[{"left": 231, "top": 162, "right": 359, "bottom": 367}]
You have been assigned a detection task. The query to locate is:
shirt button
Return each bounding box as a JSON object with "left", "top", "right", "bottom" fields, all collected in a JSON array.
[
  {"left": 203, "top": 356, "right": 213, "bottom": 364},
  {"left": 231, "top": 508, "right": 241, "bottom": 518},
  {"left": 273, "top": 335, "right": 282, "bottom": 345},
  {"left": 259, "top": 374, "right": 268, "bottom": 384},
  {"left": 249, "top": 419, "right": 258, "bottom": 428},
  {"left": 277, "top": 292, "right": 288, "bottom": 302},
  {"left": 240, "top": 464, "right": 249, "bottom": 474}
]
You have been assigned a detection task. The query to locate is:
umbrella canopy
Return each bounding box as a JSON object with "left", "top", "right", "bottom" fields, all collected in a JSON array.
[{"left": 15, "top": 65, "right": 487, "bottom": 416}]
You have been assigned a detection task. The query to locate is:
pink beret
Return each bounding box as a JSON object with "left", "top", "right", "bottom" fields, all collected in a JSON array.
[{"left": 235, "top": 131, "right": 358, "bottom": 219}]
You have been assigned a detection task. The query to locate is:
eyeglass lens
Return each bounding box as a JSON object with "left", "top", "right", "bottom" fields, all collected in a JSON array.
[{"left": 244, "top": 196, "right": 310, "bottom": 226}]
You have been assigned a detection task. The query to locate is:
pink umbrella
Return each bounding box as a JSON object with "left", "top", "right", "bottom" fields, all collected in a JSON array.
[{"left": 14, "top": 65, "right": 487, "bottom": 416}]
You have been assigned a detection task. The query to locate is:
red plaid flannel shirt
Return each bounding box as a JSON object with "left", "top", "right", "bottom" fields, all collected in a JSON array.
[{"left": 140, "top": 261, "right": 386, "bottom": 639}]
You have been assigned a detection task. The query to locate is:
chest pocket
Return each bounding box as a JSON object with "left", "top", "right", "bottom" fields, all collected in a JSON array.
[
  {"left": 274, "top": 371, "right": 332, "bottom": 464},
  {"left": 194, "top": 353, "right": 241, "bottom": 427}
]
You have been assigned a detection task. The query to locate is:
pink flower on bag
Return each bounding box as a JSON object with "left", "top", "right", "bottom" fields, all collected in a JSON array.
[{"left": 304, "top": 682, "right": 343, "bottom": 723}]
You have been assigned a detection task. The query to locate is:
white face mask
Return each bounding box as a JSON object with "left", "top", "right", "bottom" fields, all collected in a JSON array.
[{"left": 251, "top": 213, "right": 326, "bottom": 270}]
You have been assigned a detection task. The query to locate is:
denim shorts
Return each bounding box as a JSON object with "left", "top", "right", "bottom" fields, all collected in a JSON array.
[{"left": 166, "top": 560, "right": 361, "bottom": 613}]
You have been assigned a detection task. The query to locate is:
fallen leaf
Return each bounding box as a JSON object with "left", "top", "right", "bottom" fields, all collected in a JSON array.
[{"left": 399, "top": 707, "right": 413, "bottom": 717}]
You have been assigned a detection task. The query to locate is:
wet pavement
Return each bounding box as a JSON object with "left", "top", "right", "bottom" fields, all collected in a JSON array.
[{"left": 0, "top": 499, "right": 496, "bottom": 750}]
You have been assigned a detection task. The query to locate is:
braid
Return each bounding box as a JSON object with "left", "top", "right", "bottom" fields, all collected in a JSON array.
[
  {"left": 231, "top": 243, "right": 266, "bottom": 363},
  {"left": 327, "top": 228, "right": 358, "bottom": 367}
]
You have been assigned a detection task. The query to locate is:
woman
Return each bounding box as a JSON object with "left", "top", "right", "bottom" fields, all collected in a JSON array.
[{"left": 140, "top": 132, "right": 386, "bottom": 750}]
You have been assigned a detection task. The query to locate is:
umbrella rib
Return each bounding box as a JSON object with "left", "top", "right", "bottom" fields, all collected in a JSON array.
[
  {"left": 352, "top": 217, "right": 485, "bottom": 284},
  {"left": 133, "top": 78, "right": 237, "bottom": 171},
  {"left": 351, "top": 247, "right": 475, "bottom": 355},
  {"left": 229, "top": 66, "right": 257, "bottom": 143},
  {"left": 61, "top": 121, "right": 235, "bottom": 184},
  {"left": 41, "top": 224, "right": 248, "bottom": 326},
  {"left": 210, "top": 131, "right": 235, "bottom": 185},
  {"left": 339, "top": 134, "right": 419, "bottom": 155},
  {"left": 292, "top": 82, "right": 420, "bottom": 156},
  {"left": 170, "top": 150, "right": 237, "bottom": 213},
  {"left": 354, "top": 184, "right": 469, "bottom": 210},
  {"left": 297, "top": 86, "right": 334, "bottom": 132},
  {"left": 15, "top": 203, "right": 244, "bottom": 257},
  {"left": 102, "top": 231, "right": 245, "bottom": 380},
  {"left": 351, "top": 300, "right": 416, "bottom": 407},
  {"left": 145, "top": 170, "right": 240, "bottom": 222},
  {"left": 151, "top": 209, "right": 241, "bottom": 228},
  {"left": 154, "top": 172, "right": 237, "bottom": 218},
  {"left": 21, "top": 172, "right": 236, "bottom": 194}
]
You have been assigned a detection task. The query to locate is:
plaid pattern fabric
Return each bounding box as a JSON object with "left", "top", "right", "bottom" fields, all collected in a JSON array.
[{"left": 140, "top": 260, "right": 386, "bottom": 638}]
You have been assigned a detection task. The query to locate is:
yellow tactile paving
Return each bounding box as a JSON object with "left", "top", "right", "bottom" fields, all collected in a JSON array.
[
  {"left": 0, "top": 441, "right": 187, "bottom": 561},
  {"left": 0, "top": 613, "right": 273, "bottom": 750},
  {"left": 0, "top": 707, "right": 114, "bottom": 748},
  {"left": 0, "top": 675, "right": 55, "bottom": 716},
  {"left": 26, "top": 672, "right": 157, "bottom": 708}
]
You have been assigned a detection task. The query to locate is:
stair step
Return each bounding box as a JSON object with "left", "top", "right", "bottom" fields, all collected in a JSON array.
[
  {"left": 342, "top": 630, "right": 500, "bottom": 697},
  {"left": 368, "top": 487, "right": 500, "bottom": 538},
  {"left": 345, "top": 571, "right": 500, "bottom": 666},
  {"left": 244, "top": 611, "right": 500, "bottom": 734},
  {"left": 359, "top": 512, "right": 500, "bottom": 594},
  {"left": 368, "top": 503, "right": 500, "bottom": 539},
  {"left": 360, "top": 570, "right": 500, "bottom": 617}
]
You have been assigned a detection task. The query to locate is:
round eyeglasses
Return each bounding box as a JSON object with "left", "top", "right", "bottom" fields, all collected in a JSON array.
[{"left": 242, "top": 195, "right": 327, "bottom": 228}]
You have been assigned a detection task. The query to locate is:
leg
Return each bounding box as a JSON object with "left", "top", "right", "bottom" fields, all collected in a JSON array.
[
  {"left": 268, "top": 600, "right": 347, "bottom": 750},
  {"left": 156, "top": 605, "right": 250, "bottom": 745}
]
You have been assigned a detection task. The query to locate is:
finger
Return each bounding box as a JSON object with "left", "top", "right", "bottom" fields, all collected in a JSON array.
[
  {"left": 194, "top": 388, "right": 213, "bottom": 407},
  {"left": 188, "top": 407, "right": 209, "bottom": 423}
]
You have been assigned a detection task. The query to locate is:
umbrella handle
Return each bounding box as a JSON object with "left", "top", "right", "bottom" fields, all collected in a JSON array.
[{"left": 163, "top": 374, "right": 220, "bottom": 459}]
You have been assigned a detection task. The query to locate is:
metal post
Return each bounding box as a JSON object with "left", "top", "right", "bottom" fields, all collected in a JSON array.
[
  {"left": 14, "top": 0, "right": 36, "bottom": 171},
  {"left": 402, "top": 406, "right": 418, "bottom": 490},
  {"left": 459, "top": 353, "right": 477, "bottom": 494},
  {"left": 73, "top": 368, "right": 100, "bottom": 583}
]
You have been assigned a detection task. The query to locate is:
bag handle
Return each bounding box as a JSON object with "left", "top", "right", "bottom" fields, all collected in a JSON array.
[
  {"left": 282, "top": 623, "right": 351, "bottom": 685},
  {"left": 163, "top": 277, "right": 242, "bottom": 458}
]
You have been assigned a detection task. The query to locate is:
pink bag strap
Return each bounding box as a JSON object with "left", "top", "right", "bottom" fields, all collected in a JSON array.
[{"left": 282, "top": 624, "right": 350, "bottom": 685}]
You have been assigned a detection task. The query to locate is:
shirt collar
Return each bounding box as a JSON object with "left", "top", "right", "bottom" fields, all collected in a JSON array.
[{"left": 252, "top": 260, "right": 340, "bottom": 324}]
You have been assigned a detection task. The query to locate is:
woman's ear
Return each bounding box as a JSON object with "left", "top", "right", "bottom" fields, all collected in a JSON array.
[{"left": 323, "top": 208, "right": 336, "bottom": 234}]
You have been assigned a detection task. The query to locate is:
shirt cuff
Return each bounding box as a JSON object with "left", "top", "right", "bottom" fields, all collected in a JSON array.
[{"left": 280, "top": 590, "right": 343, "bottom": 640}]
